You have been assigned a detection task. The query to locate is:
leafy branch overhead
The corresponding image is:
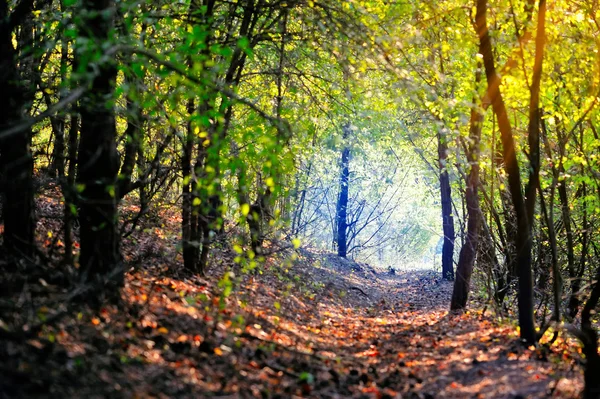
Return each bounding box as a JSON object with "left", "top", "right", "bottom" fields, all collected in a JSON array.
[{"left": 0, "top": 0, "right": 599, "bottom": 398}]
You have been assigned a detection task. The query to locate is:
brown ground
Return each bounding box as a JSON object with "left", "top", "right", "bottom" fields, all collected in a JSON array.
[{"left": 0, "top": 187, "right": 587, "bottom": 398}]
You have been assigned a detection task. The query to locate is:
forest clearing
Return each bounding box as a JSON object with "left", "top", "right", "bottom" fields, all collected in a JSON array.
[{"left": 1, "top": 0, "right": 600, "bottom": 398}]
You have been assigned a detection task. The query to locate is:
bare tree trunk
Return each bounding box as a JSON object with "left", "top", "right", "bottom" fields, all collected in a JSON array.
[
  {"left": 50, "top": 32, "right": 68, "bottom": 178},
  {"left": 438, "top": 130, "right": 455, "bottom": 280},
  {"left": 568, "top": 181, "right": 588, "bottom": 319},
  {"left": 63, "top": 114, "right": 79, "bottom": 266},
  {"left": 336, "top": 124, "right": 351, "bottom": 258},
  {"left": 539, "top": 114, "right": 562, "bottom": 323},
  {"left": 76, "top": 0, "right": 122, "bottom": 285},
  {"left": 476, "top": 0, "right": 536, "bottom": 344},
  {"left": 451, "top": 70, "right": 483, "bottom": 310}
]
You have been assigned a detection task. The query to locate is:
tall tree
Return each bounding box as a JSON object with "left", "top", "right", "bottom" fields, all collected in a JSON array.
[
  {"left": 475, "top": 0, "right": 536, "bottom": 344},
  {"left": 438, "top": 130, "right": 455, "bottom": 280},
  {"left": 335, "top": 124, "right": 351, "bottom": 258},
  {"left": 451, "top": 70, "right": 484, "bottom": 310},
  {"left": 75, "top": 0, "right": 122, "bottom": 285},
  {"left": 0, "top": 0, "right": 36, "bottom": 260}
]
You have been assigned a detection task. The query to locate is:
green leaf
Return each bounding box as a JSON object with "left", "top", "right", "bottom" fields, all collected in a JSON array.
[{"left": 299, "top": 372, "right": 314, "bottom": 384}]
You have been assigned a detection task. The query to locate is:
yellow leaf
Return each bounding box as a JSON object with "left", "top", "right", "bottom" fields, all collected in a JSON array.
[
  {"left": 241, "top": 203, "right": 250, "bottom": 216},
  {"left": 292, "top": 238, "right": 301, "bottom": 249},
  {"left": 158, "top": 327, "right": 169, "bottom": 334}
]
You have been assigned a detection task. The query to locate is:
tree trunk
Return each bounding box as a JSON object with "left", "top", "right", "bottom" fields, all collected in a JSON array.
[
  {"left": 451, "top": 73, "right": 483, "bottom": 310},
  {"left": 0, "top": 0, "right": 35, "bottom": 260},
  {"left": 336, "top": 124, "right": 351, "bottom": 258},
  {"left": 524, "top": 0, "right": 546, "bottom": 227},
  {"left": 438, "top": 130, "right": 455, "bottom": 280},
  {"left": 476, "top": 0, "right": 536, "bottom": 345},
  {"left": 50, "top": 30, "right": 69, "bottom": 179},
  {"left": 580, "top": 258, "right": 600, "bottom": 399},
  {"left": 495, "top": 185, "right": 518, "bottom": 304},
  {"left": 568, "top": 181, "right": 588, "bottom": 319},
  {"left": 182, "top": 99, "right": 198, "bottom": 272},
  {"left": 63, "top": 114, "right": 79, "bottom": 266},
  {"left": 117, "top": 95, "right": 143, "bottom": 198},
  {"left": 76, "top": 0, "right": 122, "bottom": 284}
]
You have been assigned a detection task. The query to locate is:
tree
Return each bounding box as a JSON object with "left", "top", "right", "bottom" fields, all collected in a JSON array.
[
  {"left": 335, "top": 124, "right": 351, "bottom": 258},
  {"left": 0, "top": 0, "right": 36, "bottom": 260},
  {"left": 438, "top": 130, "right": 455, "bottom": 280},
  {"left": 451, "top": 69, "right": 484, "bottom": 310},
  {"left": 475, "top": 0, "right": 536, "bottom": 345},
  {"left": 75, "top": 0, "right": 122, "bottom": 285}
]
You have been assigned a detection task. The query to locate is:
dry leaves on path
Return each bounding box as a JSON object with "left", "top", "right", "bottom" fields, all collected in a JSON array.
[{"left": 0, "top": 217, "right": 585, "bottom": 398}]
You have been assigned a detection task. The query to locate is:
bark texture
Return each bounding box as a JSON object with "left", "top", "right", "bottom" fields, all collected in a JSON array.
[
  {"left": 451, "top": 72, "right": 483, "bottom": 310},
  {"left": 336, "top": 124, "right": 351, "bottom": 258},
  {"left": 76, "top": 0, "right": 122, "bottom": 284},
  {"left": 438, "top": 131, "right": 455, "bottom": 280},
  {"left": 476, "top": 0, "right": 536, "bottom": 344}
]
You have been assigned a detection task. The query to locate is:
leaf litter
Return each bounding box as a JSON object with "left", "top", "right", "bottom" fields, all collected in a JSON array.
[{"left": 0, "top": 189, "right": 586, "bottom": 398}]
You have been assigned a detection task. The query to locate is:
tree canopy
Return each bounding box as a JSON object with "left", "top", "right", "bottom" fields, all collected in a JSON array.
[{"left": 1, "top": 0, "right": 600, "bottom": 397}]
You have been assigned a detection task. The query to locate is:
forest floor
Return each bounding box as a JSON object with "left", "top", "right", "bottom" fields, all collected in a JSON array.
[{"left": 0, "top": 186, "right": 587, "bottom": 398}]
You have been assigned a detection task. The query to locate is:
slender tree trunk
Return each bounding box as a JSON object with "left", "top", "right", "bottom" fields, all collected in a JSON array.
[
  {"left": 63, "top": 114, "right": 79, "bottom": 266},
  {"left": 538, "top": 182, "right": 561, "bottom": 323},
  {"left": 451, "top": 71, "right": 483, "bottom": 310},
  {"left": 50, "top": 30, "right": 69, "bottom": 178},
  {"left": 0, "top": 0, "right": 35, "bottom": 260},
  {"left": 524, "top": 0, "right": 546, "bottom": 226},
  {"left": 182, "top": 99, "right": 197, "bottom": 272},
  {"left": 194, "top": 142, "right": 207, "bottom": 272},
  {"left": 568, "top": 184, "right": 588, "bottom": 319},
  {"left": 579, "top": 256, "right": 600, "bottom": 399},
  {"left": 438, "top": 130, "right": 455, "bottom": 280},
  {"left": 476, "top": 0, "right": 536, "bottom": 344},
  {"left": 76, "top": 0, "right": 122, "bottom": 284},
  {"left": 540, "top": 115, "right": 562, "bottom": 323},
  {"left": 495, "top": 178, "right": 518, "bottom": 304},
  {"left": 336, "top": 124, "right": 351, "bottom": 258},
  {"left": 118, "top": 93, "right": 143, "bottom": 198}
]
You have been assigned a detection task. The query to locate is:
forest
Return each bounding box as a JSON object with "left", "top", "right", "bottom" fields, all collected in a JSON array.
[{"left": 0, "top": 0, "right": 599, "bottom": 397}]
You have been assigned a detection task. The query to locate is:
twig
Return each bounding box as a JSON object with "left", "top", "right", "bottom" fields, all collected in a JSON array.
[{"left": 349, "top": 286, "right": 369, "bottom": 297}]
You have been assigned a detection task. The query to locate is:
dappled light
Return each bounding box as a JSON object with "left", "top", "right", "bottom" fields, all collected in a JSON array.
[{"left": 1, "top": 0, "right": 600, "bottom": 398}]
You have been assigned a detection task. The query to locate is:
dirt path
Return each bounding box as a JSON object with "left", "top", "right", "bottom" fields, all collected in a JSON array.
[
  {"left": 0, "top": 247, "right": 584, "bottom": 398},
  {"left": 268, "top": 252, "right": 583, "bottom": 398}
]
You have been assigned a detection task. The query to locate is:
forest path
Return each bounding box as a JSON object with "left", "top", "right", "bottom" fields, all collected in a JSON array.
[
  {"left": 221, "top": 250, "right": 583, "bottom": 398},
  {"left": 0, "top": 241, "right": 583, "bottom": 398}
]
